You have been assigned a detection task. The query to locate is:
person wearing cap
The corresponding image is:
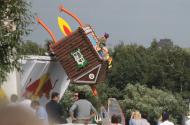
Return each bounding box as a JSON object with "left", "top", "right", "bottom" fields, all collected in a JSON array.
[{"left": 160, "top": 112, "right": 174, "bottom": 125}]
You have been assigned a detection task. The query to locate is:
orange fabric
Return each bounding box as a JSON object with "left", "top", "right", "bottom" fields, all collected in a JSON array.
[
  {"left": 36, "top": 17, "right": 57, "bottom": 43},
  {"left": 90, "top": 85, "right": 98, "bottom": 96}
]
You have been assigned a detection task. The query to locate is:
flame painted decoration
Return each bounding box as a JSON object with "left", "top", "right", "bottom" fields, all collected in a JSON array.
[{"left": 58, "top": 17, "right": 72, "bottom": 36}]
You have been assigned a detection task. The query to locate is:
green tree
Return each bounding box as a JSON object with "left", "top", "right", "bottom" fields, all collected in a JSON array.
[
  {"left": 108, "top": 41, "right": 190, "bottom": 97},
  {"left": 19, "top": 40, "right": 46, "bottom": 55},
  {"left": 0, "top": 0, "right": 33, "bottom": 84},
  {"left": 146, "top": 40, "right": 190, "bottom": 93},
  {"left": 108, "top": 43, "right": 149, "bottom": 90},
  {"left": 122, "top": 84, "right": 187, "bottom": 125}
]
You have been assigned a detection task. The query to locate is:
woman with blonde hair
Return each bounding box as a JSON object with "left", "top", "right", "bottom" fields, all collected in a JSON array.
[{"left": 129, "top": 111, "right": 142, "bottom": 125}]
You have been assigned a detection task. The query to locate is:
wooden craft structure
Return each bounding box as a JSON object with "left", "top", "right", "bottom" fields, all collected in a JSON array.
[
  {"left": 36, "top": 5, "right": 111, "bottom": 86},
  {"left": 50, "top": 26, "right": 108, "bottom": 84}
]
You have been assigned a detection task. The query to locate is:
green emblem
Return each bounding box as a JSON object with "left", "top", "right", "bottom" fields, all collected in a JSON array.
[{"left": 71, "top": 49, "right": 88, "bottom": 68}]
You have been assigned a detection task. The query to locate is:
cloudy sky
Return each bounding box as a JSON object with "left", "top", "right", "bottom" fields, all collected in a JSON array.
[{"left": 27, "top": 0, "right": 190, "bottom": 47}]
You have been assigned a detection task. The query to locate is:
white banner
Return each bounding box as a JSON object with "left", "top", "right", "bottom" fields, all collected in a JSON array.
[{"left": 19, "top": 56, "right": 70, "bottom": 98}]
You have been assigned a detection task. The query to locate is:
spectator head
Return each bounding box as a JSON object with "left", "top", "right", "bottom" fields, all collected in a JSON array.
[
  {"left": 10, "top": 94, "right": 18, "bottom": 103},
  {"left": 41, "top": 93, "right": 46, "bottom": 97},
  {"left": 162, "top": 112, "right": 169, "bottom": 121},
  {"left": 78, "top": 91, "right": 86, "bottom": 99},
  {"left": 111, "top": 115, "right": 118, "bottom": 123},
  {"left": 141, "top": 112, "right": 148, "bottom": 119},
  {"left": 111, "top": 115, "right": 121, "bottom": 124},
  {"left": 51, "top": 92, "right": 60, "bottom": 102},
  {"left": 25, "top": 91, "right": 32, "bottom": 99},
  {"left": 133, "top": 111, "right": 141, "bottom": 119},
  {"left": 41, "top": 93, "right": 49, "bottom": 99},
  {"left": 0, "top": 105, "right": 41, "bottom": 125},
  {"left": 31, "top": 101, "right": 40, "bottom": 110},
  {"left": 104, "top": 33, "right": 109, "bottom": 39},
  {"left": 73, "top": 92, "right": 79, "bottom": 101}
]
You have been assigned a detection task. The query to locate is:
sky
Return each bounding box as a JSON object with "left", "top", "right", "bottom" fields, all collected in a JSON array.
[{"left": 27, "top": 0, "right": 190, "bottom": 48}]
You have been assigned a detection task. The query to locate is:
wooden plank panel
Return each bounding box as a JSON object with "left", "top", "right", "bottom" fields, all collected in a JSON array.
[{"left": 50, "top": 27, "right": 107, "bottom": 84}]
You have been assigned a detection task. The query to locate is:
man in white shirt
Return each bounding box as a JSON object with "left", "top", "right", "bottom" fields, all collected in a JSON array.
[
  {"left": 141, "top": 112, "right": 150, "bottom": 125},
  {"left": 185, "top": 115, "right": 190, "bottom": 125},
  {"left": 19, "top": 92, "right": 35, "bottom": 113}
]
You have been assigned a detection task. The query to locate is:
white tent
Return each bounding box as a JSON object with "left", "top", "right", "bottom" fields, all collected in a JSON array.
[{"left": 1, "top": 55, "right": 70, "bottom": 100}]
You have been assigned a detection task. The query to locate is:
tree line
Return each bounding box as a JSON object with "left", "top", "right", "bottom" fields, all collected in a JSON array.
[
  {"left": 108, "top": 39, "right": 190, "bottom": 98},
  {"left": 100, "top": 39, "right": 190, "bottom": 124}
]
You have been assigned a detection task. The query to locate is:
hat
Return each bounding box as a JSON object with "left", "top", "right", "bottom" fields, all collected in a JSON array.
[{"left": 162, "top": 112, "right": 169, "bottom": 121}]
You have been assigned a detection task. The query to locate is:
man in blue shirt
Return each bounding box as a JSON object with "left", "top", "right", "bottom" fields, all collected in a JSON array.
[{"left": 31, "top": 100, "right": 49, "bottom": 125}]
